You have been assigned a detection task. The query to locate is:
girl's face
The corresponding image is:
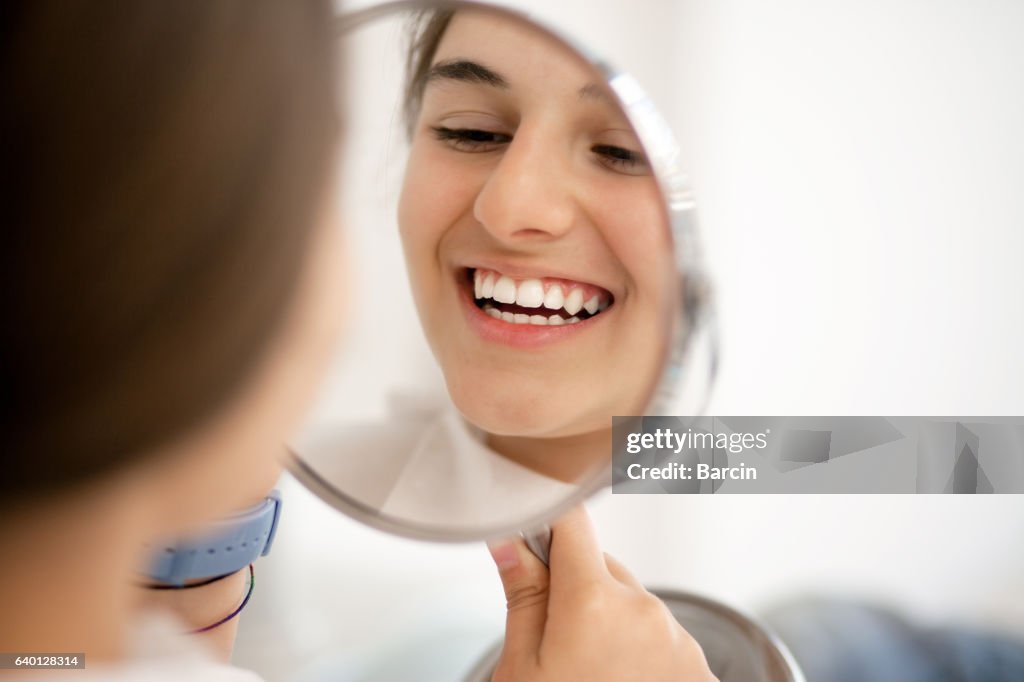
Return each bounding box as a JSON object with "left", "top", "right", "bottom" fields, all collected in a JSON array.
[{"left": 399, "top": 11, "right": 673, "bottom": 442}]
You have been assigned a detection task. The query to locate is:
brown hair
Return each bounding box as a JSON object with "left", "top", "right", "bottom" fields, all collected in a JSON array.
[
  {"left": 0, "top": 1, "right": 338, "bottom": 501},
  {"left": 403, "top": 9, "right": 455, "bottom": 137}
]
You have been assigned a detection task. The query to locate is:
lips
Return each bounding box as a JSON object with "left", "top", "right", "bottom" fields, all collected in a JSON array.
[{"left": 469, "top": 268, "right": 613, "bottom": 326}]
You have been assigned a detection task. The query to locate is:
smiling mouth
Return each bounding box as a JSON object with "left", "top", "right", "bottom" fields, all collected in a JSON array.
[{"left": 466, "top": 268, "right": 614, "bottom": 326}]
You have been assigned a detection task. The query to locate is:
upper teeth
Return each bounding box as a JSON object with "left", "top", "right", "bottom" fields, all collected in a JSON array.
[
  {"left": 543, "top": 286, "right": 563, "bottom": 310},
  {"left": 473, "top": 269, "right": 610, "bottom": 325},
  {"left": 563, "top": 288, "right": 584, "bottom": 316},
  {"left": 515, "top": 279, "right": 545, "bottom": 308},
  {"left": 491, "top": 275, "right": 516, "bottom": 304}
]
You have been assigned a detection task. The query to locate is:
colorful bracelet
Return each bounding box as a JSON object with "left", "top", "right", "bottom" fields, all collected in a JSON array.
[{"left": 191, "top": 563, "right": 255, "bottom": 634}]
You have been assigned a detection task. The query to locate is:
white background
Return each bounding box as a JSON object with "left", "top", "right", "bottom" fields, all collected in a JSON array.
[{"left": 235, "top": 2, "right": 1024, "bottom": 680}]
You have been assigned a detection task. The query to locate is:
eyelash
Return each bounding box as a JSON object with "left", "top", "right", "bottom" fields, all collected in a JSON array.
[
  {"left": 591, "top": 144, "right": 645, "bottom": 171},
  {"left": 431, "top": 126, "right": 511, "bottom": 151},
  {"left": 430, "top": 126, "right": 647, "bottom": 172}
]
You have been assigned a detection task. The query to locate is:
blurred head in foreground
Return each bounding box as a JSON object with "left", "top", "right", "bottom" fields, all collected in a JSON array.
[{"left": 1, "top": 0, "right": 342, "bottom": 589}]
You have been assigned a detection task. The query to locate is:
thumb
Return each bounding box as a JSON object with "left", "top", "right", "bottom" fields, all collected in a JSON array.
[{"left": 487, "top": 536, "right": 550, "bottom": 664}]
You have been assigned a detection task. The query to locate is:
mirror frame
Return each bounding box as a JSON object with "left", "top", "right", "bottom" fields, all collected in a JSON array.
[{"left": 285, "top": 0, "right": 717, "bottom": 542}]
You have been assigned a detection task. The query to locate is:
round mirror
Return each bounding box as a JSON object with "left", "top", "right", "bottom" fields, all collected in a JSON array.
[{"left": 287, "top": 0, "right": 715, "bottom": 542}]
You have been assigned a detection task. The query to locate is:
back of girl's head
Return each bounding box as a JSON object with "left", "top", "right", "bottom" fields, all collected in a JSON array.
[{"left": 0, "top": 1, "right": 338, "bottom": 503}]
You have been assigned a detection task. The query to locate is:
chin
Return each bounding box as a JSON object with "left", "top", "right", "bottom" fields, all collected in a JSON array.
[
  {"left": 446, "top": 379, "right": 569, "bottom": 438},
  {"left": 450, "top": 389, "right": 623, "bottom": 444}
]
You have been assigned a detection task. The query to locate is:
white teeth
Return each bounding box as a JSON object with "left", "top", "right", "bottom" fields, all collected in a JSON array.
[
  {"left": 543, "top": 286, "right": 564, "bottom": 310},
  {"left": 563, "top": 288, "right": 584, "bottom": 316},
  {"left": 475, "top": 269, "right": 612, "bottom": 323},
  {"left": 492, "top": 276, "right": 517, "bottom": 304},
  {"left": 515, "top": 279, "right": 545, "bottom": 308}
]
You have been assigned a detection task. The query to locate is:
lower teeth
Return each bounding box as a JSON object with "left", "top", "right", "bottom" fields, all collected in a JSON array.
[{"left": 483, "top": 304, "right": 583, "bottom": 326}]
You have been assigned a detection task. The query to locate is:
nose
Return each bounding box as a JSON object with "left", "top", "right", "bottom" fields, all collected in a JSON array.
[{"left": 472, "top": 128, "right": 581, "bottom": 244}]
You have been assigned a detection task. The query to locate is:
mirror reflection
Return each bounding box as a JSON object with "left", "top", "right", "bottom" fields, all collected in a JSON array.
[{"left": 290, "top": 5, "right": 679, "bottom": 538}]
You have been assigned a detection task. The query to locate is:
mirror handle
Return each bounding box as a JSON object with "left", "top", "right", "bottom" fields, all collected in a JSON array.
[{"left": 521, "top": 525, "right": 552, "bottom": 566}]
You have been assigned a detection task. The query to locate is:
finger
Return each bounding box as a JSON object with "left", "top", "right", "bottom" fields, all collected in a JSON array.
[
  {"left": 547, "top": 505, "right": 609, "bottom": 588},
  {"left": 487, "top": 536, "right": 550, "bottom": 663},
  {"left": 603, "top": 553, "right": 644, "bottom": 590}
]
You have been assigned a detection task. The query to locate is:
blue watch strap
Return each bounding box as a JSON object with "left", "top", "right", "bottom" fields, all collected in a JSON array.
[{"left": 145, "top": 490, "right": 282, "bottom": 586}]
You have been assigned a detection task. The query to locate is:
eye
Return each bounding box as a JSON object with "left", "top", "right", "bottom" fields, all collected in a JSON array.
[
  {"left": 592, "top": 144, "right": 649, "bottom": 176},
  {"left": 431, "top": 126, "right": 512, "bottom": 153}
]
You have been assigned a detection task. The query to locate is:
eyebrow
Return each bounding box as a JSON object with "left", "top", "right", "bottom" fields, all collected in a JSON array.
[
  {"left": 426, "top": 58, "right": 615, "bottom": 104},
  {"left": 426, "top": 59, "right": 509, "bottom": 89},
  {"left": 577, "top": 82, "right": 615, "bottom": 104}
]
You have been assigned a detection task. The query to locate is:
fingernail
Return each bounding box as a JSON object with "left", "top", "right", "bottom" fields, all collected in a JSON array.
[{"left": 487, "top": 540, "right": 520, "bottom": 571}]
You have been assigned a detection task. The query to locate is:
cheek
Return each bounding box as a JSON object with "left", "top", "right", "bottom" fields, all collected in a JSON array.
[
  {"left": 594, "top": 185, "right": 673, "bottom": 390},
  {"left": 400, "top": 145, "right": 474, "bottom": 261},
  {"left": 399, "top": 148, "right": 443, "bottom": 317},
  {"left": 593, "top": 182, "right": 673, "bottom": 303},
  {"left": 398, "top": 148, "right": 434, "bottom": 254},
  {"left": 399, "top": 144, "right": 473, "bottom": 356},
  {"left": 399, "top": 145, "right": 489, "bottom": 304}
]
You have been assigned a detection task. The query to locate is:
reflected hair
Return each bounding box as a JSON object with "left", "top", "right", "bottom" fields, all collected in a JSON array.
[
  {"left": 403, "top": 8, "right": 456, "bottom": 138},
  {"left": 0, "top": 1, "right": 338, "bottom": 503}
]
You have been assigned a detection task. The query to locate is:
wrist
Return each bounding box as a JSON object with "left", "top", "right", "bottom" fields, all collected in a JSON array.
[{"left": 142, "top": 491, "right": 281, "bottom": 586}]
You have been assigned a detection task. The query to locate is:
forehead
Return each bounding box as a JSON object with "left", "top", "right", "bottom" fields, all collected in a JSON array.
[{"left": 431, "top": 10, "right": 606, "bottom": 98}]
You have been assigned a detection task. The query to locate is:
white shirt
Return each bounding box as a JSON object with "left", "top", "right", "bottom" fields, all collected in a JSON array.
[{"left": 294, "top": 397, "right": 578, "bottom": 533}]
